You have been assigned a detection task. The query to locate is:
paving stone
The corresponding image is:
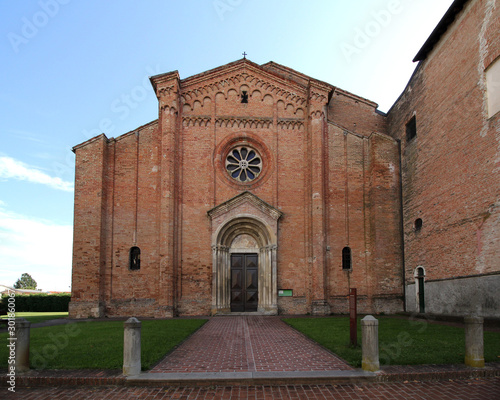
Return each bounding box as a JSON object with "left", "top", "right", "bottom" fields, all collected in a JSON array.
[
  {"left": 150, "top": 316, "right": 353, "bottom": 373},
  {"left": 5, "top": 378, "right": 500, "bottom": 399}
]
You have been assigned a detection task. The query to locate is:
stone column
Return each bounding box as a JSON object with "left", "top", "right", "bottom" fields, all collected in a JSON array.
[
  {"left": 211, "top": 245, "right": 218, "bottom": 315},
  {"left": 218, "top": 246, "right": 225, "bottom": 312},
  {"left": 123, "top": 317, "right": 141, "bottom": 376},
  {"left": 271, "top": 245, "right": 278, "bottom": 312},
  {"left": 213, "top": 245, "right": 231, "bottom": 313},
  {"left": 262, "top": 245, "right": 272, "bottom": 312},
  {"left": 221, "top": 247, "right": 230, "bottom": 312},
  {"left": 464, "top": 316, "right": 485, "bottom": 368},
  {"left": 258, "top": 246, "right": 266, "bottom": 312},
  {"left": 14, "top": 318, "right": 31, "bottom": 373},
  {"left": 361, "top": 315, "right": 379, "bottom": 372}
]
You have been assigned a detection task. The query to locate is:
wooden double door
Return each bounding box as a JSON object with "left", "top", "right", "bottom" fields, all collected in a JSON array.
[{"left": 230, "top": 253, "right": 258, "bottom": 312}]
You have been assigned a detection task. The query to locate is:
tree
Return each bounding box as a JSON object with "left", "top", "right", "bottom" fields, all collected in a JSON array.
[{"left": 13, "top": 273, "right": 37, "bottom": 290}]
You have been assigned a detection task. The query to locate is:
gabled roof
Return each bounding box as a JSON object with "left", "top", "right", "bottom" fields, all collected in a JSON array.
[
  {"left": 150, "top": 58, "right": 334, "bottom": 95},
  {"left": 0, "top": 284, "right": 44, "bottom": 294},
  {"left": 413, "top": 0, "right": 470, "bottom": 62},
  {"left": 149, "top": 58, "right": 383, "bottom": 109},
  {"left": 207, "top": 191, "right": 283, "bottom": 221}
]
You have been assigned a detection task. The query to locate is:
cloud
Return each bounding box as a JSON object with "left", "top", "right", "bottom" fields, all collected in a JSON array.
[
  {"left": 0, "top": 156, "right": 73, "bottom": 192},
  {"left": 0, "top": 207, "right": 72, "bottom": 292}
]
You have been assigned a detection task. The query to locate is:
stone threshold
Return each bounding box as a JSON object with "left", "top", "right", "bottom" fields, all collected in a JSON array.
[
  {"left": 214, "top": 312, "right": 277, "bottom": 316},
  {"left": 128, "top": 370, "right": 377, "bottom": 386}
]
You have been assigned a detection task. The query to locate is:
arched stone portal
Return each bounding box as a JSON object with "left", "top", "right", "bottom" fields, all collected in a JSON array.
[{"left": 208, "top": 192, "right": 282, "bottom": 315}]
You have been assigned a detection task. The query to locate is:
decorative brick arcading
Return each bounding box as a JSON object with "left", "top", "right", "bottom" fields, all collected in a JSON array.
[
  {"left": 182, "top": 71, "right": 307, "bottom": 107},
  {"left": 215, "top": 117, "right": 273, "bottom": 129}
]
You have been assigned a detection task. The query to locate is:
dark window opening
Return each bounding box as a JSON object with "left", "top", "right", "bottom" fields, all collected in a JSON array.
[
  {"left": 241, "top": 91, "right": 248, "bottom": 103},
  {"left": 415, "top": 218, "right": 423, "bottom": 232},
  {"left": 406, "top": 115, "right": 417, "bottom": 141},
  {"left": 416, "top": 267, "right": 425, "bottom": 313},
  {"left": 342, "top": 247, "right": 352, "bottom": 270},
  {"left": 129, "top": 246, "right": 141, "bottom": 270}
]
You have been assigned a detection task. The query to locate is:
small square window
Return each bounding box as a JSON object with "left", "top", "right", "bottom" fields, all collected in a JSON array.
[{"left": 406, "top": 116, "right": 417, "bottom": 142}]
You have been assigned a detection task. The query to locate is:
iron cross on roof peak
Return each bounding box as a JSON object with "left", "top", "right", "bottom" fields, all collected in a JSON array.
[{"left": 242, "top": 52, "right": 247, "bottom": 59}]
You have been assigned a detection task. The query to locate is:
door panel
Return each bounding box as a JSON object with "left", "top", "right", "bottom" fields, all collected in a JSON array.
[
  {"left": 231, "top": 255, "right": 244, "bottom": 312},
  {"left": 418, "top": 277, "right": 425, "bottom": 313},
  {"left": 231, "top": 253, "right": 258, "bottom": 312}
]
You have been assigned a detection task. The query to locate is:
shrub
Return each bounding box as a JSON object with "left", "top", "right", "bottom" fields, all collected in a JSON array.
[{"left": 1, "top": 293, "right": 71, "bottom": 312}]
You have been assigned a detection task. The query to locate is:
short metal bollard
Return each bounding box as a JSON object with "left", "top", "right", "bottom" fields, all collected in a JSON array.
[
  {"left": 361, "top": 315, "right": 379, "bottom": 372},
  {"left": 14, "top": 318, "right": 31, "bottom": 373},
  {"left": 123, "top": 317, "right": 142, "bottom": 376},
  {"left": 464, "top": 316, "right": 485, "bottom": 368}
]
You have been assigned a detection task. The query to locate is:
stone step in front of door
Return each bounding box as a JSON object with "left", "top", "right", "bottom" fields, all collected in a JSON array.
[{"left": 127, "top": 370, "right": 378, "bottom": 387}]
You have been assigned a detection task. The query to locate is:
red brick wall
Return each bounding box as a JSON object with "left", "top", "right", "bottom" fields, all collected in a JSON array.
[
  {"left": 325, "top": 125, "right": 403, "bottom": 314},
  {"left": 69, "top": 135, "right": 107, "bottom": 317},
  {"left": 70, "top": 1, "right": 499, "bottom": 318},
  {"left": 70, "top": 59, "right": 403, "bottom": 317},
  {"left": 386, "top": 0, "right": 500, "bottom": 314},
  {"left": 328, "top": 90, "right": 387, "bottom": 136}
]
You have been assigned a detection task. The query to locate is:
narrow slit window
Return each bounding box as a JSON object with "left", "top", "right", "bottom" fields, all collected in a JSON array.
[
  {"left": 406, "top": 115, "right": 417, "bottom": 142},
  {"left": 129, "top": 246, "right": 141, "bottom": 270},
  {"left": 342, "top": 247, "right": 352, "bottom": 270},
  {"left": 415, "top": 218, "right": 423, "bottom": 232}
]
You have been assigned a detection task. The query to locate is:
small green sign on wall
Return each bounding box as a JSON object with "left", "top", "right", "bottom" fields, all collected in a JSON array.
[{"left": 278, "top": 289, "right": 293, "bottom": 297}]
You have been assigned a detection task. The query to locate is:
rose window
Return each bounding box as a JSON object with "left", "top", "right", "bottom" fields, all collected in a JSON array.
[{"left": 225, "top": 146, "right": 262, "bottom": 182}]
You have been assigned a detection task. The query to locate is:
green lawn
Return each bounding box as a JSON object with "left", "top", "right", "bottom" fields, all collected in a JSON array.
[
  {"left": 0, "top": 318, "right": 206, "bottom": 370},
  {"left": 284, "top": 316, "right": 500, "bottom": 368},
  {"left": 1, "top": 312, "right": 68, "bottom": 324}
]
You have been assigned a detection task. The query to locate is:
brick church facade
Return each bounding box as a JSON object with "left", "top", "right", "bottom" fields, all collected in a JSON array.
[{"left": 69, "top": 0, "right": 499, "bottom": 319}]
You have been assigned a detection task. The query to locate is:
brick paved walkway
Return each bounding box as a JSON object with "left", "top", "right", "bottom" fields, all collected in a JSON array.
[
  {"left": 5, "top": 377, "right": 500, "bottom": 399},
  {"left": 150, "top": 316, "right": 353, "bottom": 373},
  {"left": 3, "top": 315, "right": 499, "bottom": 398}
]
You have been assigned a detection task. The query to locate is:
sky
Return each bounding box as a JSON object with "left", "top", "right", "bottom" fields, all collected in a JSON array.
[{"left": 0, "top": 0, "right": 455, "bottom": 292}]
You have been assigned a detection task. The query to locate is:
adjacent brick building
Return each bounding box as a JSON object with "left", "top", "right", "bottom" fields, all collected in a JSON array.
[{"left": 69, "top": 0, "right": 499, "bottom": 319}]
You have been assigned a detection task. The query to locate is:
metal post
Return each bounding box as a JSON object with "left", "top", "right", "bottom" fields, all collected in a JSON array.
[{"left": 349, "top": 288, "right": 357, "bottom": 346}]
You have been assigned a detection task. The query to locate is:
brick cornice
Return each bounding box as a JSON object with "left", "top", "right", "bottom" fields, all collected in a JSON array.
[
  {"left": 72, "top": 133, "right": 109, "bottom": 153},
  {"left": 149, "top": 70, "right": 180, "bottom": 94}
]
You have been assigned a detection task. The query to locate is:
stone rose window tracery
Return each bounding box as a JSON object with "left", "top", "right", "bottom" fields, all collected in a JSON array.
[{"left": 225, "top": 146, "right": 262, "bottom": 182}]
